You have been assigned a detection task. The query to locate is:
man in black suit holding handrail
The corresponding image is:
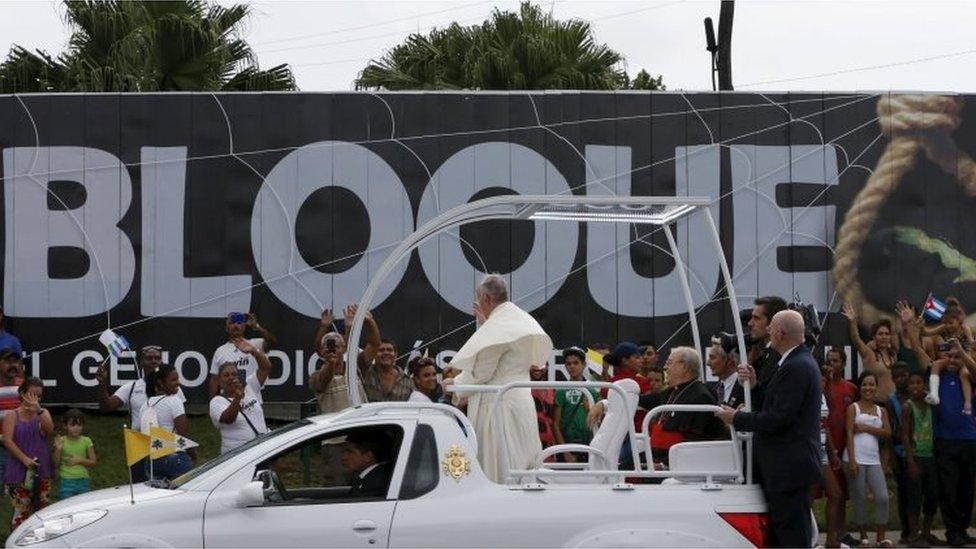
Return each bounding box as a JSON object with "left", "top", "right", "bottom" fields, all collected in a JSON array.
[{"left": 716, "top": 310, "right": 822, "bottom": 548}]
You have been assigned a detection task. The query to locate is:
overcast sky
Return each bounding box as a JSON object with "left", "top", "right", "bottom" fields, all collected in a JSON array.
[{"left": 2, "top": 0, "right": 975, "bottom": 93}]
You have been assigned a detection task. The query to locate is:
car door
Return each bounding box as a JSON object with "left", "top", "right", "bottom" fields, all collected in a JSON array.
[{"left": 204, "top": 422, "right": 411, "bottom": 548}]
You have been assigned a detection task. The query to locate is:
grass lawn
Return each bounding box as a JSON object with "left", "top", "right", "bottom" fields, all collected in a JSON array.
[
  {"left": 0, "top": 412, "right": 931, "bottom": 543},
  {"left": 0, "top": 412, "right": 223, "bottom": 542}
]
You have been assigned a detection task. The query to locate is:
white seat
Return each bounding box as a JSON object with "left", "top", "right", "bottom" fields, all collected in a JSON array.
[
  {"left": 533, "top": 378, "right": 640, "bottom": 478},
  {"left": 663, "top": 440, "right": 741, "bottom": 484}
]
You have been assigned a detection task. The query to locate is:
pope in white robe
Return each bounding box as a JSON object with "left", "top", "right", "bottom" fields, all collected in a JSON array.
[{"left": 451, "top": 275, "right": 552, "bottom": 483}]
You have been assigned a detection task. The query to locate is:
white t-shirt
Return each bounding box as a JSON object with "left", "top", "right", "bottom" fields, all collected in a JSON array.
[
  {"left": 210, "top": 338, "right": 266, "bottom": 378},
  {"left": 209, "top": 374, "right": 268, "bottom": 454},
  {"left": 113, "top": 379, "right": 187, "bottom": 430},
  {"left": 139, "top": 393, "right": 186, "bottom": 434},
  {"left": 408, "top": 390, "right": 431, "bottom": 403}
]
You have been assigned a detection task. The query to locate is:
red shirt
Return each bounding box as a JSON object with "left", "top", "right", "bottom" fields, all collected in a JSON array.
[
  {"left": 604, "top": 369, "right": 653, "bottom": 434},
  {"left": 825, "top": 378, "right": 858, "bottom": 454}
]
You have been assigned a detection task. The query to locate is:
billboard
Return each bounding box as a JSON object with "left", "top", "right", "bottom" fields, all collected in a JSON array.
[{"left": 0, "top": 91, "right": 967, "bottom": 403}]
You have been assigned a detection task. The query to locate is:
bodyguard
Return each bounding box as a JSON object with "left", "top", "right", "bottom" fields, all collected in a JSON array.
[{"left": 716, "top": 310, "right": 822, "bottom": 547}]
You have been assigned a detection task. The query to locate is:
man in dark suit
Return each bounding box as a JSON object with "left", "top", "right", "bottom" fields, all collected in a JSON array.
[
  {"left": 716, "top": 310, "right": 822, "bottom": 548},
  {"left": 706, "top": 337, "right": 744, "bottom": 408},
  {"left": 342, "top": 430, "right": 394, "bottom": 498}
]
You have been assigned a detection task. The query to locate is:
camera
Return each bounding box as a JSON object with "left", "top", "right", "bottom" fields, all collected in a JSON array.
[
  {"left": 713, "top": 332, "right": 750, "bottom": 355},
  {"left": 788, "top": 295, "right": 822, "bottom": 348},
  {"left": 325, "top": 338, "right": 337, "bottom": 352}
]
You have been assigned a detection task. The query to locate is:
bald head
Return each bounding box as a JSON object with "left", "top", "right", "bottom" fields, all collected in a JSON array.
[{"left": 770, "top": 309, "right": 805, "bottom": 352}]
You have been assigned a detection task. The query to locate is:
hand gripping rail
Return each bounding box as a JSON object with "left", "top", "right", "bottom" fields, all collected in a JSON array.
[{"left": 447, "top": 380, "right": 640, "bottom": 483}]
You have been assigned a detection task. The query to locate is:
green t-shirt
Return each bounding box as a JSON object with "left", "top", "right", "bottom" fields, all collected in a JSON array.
[
  {"left": 59, "top": 435, "right": 93, "bottom": 479},
  {"left": 555, "top": 387, "right": 600, "bottom": 444}
]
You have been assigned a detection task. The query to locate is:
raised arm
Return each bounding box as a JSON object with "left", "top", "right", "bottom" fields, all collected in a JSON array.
[
  {"left": 345, "top": 305, "right": 381, "bottom": 365},
  {"left": 233, "top": 338, "right": 272, "bottom": 387},
  {"left": 843, "top": 304, "right": 882, "bottom": 375},
  {"left": 313, "top": 309, "right": 334, "bottom": 355},
  {"left": 247, "top": 313, "right": 277, "bottom": 351},
  {"left": 309, "top": 358, "right": 337, "bottom": 394},
  {"left": 95, "top": 363, "right": 125, "bottom": 413}
]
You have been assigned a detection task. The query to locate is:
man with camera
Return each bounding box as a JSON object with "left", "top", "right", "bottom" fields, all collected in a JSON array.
[{"left": 904, "top": 323, "right": 976, "bottom": 548}]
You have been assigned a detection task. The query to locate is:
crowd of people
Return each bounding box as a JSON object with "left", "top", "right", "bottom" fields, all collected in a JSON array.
[{"left": 0, "top": 283, "right": 974, "bottom": 547}]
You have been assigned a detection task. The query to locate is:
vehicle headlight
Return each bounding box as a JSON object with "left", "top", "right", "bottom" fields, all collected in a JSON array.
[{"left": 14, "top": 509, "right": 107, "bottom": 545}]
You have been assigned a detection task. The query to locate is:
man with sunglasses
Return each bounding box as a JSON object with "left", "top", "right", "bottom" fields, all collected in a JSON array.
[
  {"left": 208, "top": 312, "right": 277, "bottom": 397},
  {"left": 96, "top": 345, "right": 185, "bottom": 482}
]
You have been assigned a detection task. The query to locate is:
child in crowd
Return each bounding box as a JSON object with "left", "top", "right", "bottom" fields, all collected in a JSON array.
[
  {"left": 553, "top": 347, "right": 600, "bottom": 463},
  {"left": 53, "top": 409, "right": 96, "bottom": 499},
  {"left": 926, "top": 338, "right": 973, "bottom": 416},
  {"left": 900, "top": 371, "right": 939, "bottom": 547},
  {"left": 1, "top": 377, "right": 53, "bottom": 529}
]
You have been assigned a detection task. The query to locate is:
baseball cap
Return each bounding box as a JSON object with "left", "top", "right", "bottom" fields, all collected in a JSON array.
[
  {"left": 562, "top": 346, "right": 586, "bottom": 362},
  {"left": 611, "top": 342, "right": 641, "bottom": 359},
  {"left": 0, "top": 348, "right": 20, "bottom": 360}
]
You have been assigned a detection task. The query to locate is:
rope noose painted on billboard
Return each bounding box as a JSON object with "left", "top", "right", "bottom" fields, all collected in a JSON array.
[{"left": 833, "top": 94, "right": 976, "bottom": 325}]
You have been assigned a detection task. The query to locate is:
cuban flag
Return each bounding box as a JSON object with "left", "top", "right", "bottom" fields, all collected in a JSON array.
[
  {"left": 98, "top": 329, "right": 131, "bottom": 358},
  {"left": 923, "top": 294, "right": 948, "bottom": 321}
]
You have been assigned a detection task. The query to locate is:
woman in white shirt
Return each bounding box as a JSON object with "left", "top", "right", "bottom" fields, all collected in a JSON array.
[
  {"left": 140, "top": 364, "right": 193, "bottom": 481},
  {"left": 844, "top": 372, "right": 892, "bottom": 548},
  {"left": 210, "top": 339, "right": 272, "bottom": 453},
  {"left": 408, "top": 357, "right": 442, "bottom": 403}
]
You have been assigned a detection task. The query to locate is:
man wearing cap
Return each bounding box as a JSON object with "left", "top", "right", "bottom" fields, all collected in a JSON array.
[
  {"left": 97, "top": 345, "right": 186, "bottom": 482},
  {"left": 0, "top": 348, "right": 24, "bottom": 484},
  {"left": 0, "top": 308, "right": 23, "bottom": 360},
  {"left": 601, "top": 342, "right": 654, "bottom": 450},
  {"left": 208, "top": 312, "right": 277, "bottom": 397},
  {"left": 447, "top": 274, "right": 552, "bottom": 483}
]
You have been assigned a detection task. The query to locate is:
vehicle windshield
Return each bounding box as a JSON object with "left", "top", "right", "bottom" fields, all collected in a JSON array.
[{"left": 167, "top": 420, "right": 312, "bottom": 489}]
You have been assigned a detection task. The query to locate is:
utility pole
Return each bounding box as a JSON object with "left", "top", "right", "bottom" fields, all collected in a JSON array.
[{"left": 704, "top": 0, "right": 734, "bottom": 91}]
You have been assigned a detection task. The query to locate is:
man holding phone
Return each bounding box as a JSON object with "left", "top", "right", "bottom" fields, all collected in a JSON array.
[{"left": 208, "top": 312, "right": 277, "bottom": 397}]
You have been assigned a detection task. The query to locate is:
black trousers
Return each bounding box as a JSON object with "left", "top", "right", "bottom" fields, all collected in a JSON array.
[
  {"left": 893, "top": 456, "right": 909, "bottom": 536},
  {"left": 764, "top": 486, "right": 812, "bottom": 548},
  {"left": 935, "top": 439, "right": 976, "bottom": 539}
]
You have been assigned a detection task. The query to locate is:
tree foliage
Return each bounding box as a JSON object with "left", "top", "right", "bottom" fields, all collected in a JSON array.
[
  {"left": 356, "top": 2, "right": 663, "bottom": 91},
  {"left": 0, "top": 0, "right": 296, "bottom": 93}
]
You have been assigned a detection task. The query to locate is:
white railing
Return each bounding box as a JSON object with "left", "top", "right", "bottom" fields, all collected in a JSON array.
[{"left": 449, "top": 380, "right": 751, "bottom": 486}]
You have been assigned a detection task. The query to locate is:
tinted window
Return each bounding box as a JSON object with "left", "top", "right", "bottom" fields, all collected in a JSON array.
[{"left": 398, "top": 423, "right": 439, "bottom": 499}]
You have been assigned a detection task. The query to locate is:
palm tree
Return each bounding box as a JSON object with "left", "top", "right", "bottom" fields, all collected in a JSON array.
[
  {"left": 0, "top": 0, "right": 295, "bottom": 93},
  {"left": 356, "top": 2, "right": 663, "bottom": 91}
]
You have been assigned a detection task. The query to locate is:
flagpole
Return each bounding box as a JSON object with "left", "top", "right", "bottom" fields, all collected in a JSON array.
[{"left": 124, "top": 424, "right": 135, "bottom": 505}]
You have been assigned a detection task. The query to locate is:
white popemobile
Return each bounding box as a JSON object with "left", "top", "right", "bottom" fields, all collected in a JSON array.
[{"left": 8, "top": 197, "right": 808, "bottom": 548}]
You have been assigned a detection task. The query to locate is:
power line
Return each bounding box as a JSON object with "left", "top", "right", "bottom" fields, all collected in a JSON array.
[
  {"left": 291, "top": 57, "right": 371, "bottom": 69},
  {"left": 738, "top": 47, "right": 976, "bottom": 88},
  {"left": 251, "top": 1, "right": 494, "bottom": 47},
  {"left": 259, "top": 0, "right": 681, "bottom": 58}
]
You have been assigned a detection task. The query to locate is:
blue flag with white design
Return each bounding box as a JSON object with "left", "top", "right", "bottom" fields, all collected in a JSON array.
[
  {"left": 923, "top": 294, "right": 947, "bottom": 321},
  {"left": 99, "top": 329, "right": 131, "bottom": 358}
]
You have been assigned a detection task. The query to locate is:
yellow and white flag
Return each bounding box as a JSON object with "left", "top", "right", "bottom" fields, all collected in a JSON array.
[
  {"left": 123, "top": 428, "right": 151, "bottom": 466},
  {"left": 586, "top": 348, "right": 606, "bottom": 375},
  {"left": 149, "top": 427, "right": 199, "bottom": 460}
]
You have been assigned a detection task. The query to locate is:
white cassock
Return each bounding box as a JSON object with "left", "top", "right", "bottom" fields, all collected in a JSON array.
[{"left": 452, "top": 301, "right": 552, "bottom": 483}]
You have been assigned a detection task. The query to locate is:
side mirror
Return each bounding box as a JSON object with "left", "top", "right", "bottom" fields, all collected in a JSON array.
[{"left": 235, "top": 481, "right": 265, "bottom": 508}]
